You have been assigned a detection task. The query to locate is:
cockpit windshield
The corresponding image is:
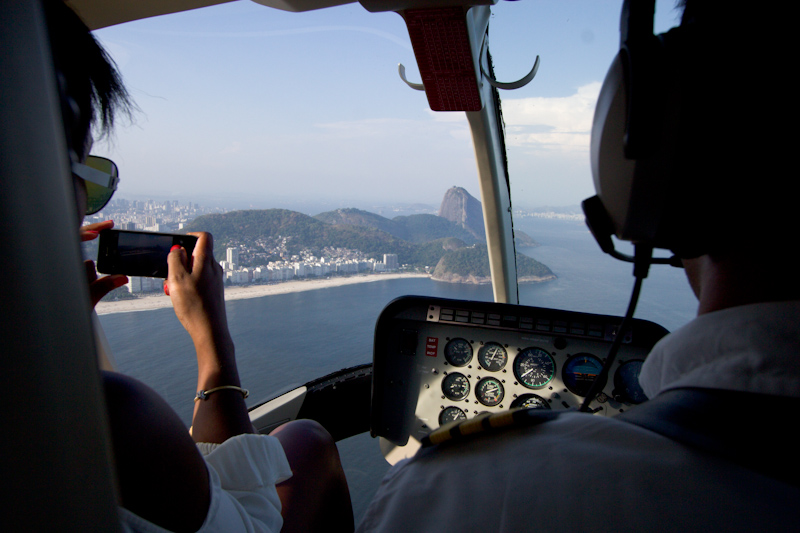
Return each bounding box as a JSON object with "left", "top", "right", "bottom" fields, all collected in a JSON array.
[{"left": 90, "top": 0, "right": 695, "bottom": 326}]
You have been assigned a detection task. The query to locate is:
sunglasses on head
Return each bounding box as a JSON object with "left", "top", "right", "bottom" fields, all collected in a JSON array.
[{"left": 71, "top": 156, "right": 119, "bottom": 215}]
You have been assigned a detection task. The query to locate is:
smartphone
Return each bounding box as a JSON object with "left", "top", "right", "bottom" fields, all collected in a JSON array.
[{"left": 97, "top": 229, "right": 198, "bottom": 278}]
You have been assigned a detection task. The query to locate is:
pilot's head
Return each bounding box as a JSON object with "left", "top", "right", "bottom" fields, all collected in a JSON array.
[{"left": 586, "top": 0, "right": 791, "bottom": 261}]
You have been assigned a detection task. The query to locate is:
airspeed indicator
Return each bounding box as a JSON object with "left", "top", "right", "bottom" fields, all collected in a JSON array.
[{"left": 478, "top": 342, "right": 508, "bottom": 372}]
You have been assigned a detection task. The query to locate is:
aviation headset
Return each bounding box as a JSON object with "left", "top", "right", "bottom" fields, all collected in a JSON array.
[
  {"left": 578, "top": 0, "right": 705, "bottom": 410},
  {"left": 583, "top": 0, "right": 724, "bottom": 263}
]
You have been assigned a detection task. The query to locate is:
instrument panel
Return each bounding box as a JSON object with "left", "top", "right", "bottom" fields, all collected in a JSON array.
[{"left": 371, "top": 296, "right": 667, "bottom": 464}]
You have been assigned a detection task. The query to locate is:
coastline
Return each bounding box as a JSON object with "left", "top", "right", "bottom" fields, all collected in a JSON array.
[
  {"left": 95, "top": 272, "right": 430, "bottom": 316},
  {"left": 430, "top": 274, "right": 557, "bottom": 285}
]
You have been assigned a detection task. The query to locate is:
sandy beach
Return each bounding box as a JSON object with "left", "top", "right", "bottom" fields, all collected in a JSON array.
[{"left": 95, "top": 272, "right": 431, "bottom": 316}]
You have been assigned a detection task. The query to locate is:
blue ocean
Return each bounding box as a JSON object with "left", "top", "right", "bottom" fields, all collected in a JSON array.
[{"left": 98, "top": 218, "right": 697, "bottom": 522}]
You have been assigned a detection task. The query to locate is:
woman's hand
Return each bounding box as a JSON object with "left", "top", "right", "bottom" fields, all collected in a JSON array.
[
  {"left": 80, "top": 220, "right": 128, "bottom": 307},
  {"left": 80, "top": 219, "right": 114, "bottom": 242},
  {"left": 165, "top": 232, "right": 232, "bottom": 364}
]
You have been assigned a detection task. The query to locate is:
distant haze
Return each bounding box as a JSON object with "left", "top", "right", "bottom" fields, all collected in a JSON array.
[{"left": 92, "top": 2, "right": 681, "bottom": 210}]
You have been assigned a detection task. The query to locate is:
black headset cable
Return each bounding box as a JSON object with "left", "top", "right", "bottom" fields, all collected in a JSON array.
[{"left": 579, "top": 244, "right": 652, "bottom": 412}]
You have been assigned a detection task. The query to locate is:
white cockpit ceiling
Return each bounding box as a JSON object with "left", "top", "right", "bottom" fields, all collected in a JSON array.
[{"left": 66, "top": 0, "right": 357, "bottom": 30}]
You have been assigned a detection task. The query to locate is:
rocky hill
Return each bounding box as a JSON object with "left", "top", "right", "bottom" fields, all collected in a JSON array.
[
  {"left": 514, "top": 231, "right": 537, "bottom": 247},
  {"left": 431, "top": 245, "right": 556, "bottom": 285},
  {"left": 438, "top": 186, "right": 486, "bottom": 241}
]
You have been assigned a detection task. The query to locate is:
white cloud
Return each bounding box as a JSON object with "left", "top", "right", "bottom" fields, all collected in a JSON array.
[{"left": 502, "top": 82, "right": 601, "bottom": 153}]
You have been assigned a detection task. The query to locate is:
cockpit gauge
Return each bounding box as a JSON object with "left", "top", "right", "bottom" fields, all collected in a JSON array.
[
  {"left": 513, "top": 347, "right": 556, "bottom": 389},
  {"left": 441, "top": 372, "right": 470, "bottom": 401},
  {"left": 477, "top": 342, "right": 508, "bottom": 372},
  {"left": 438, "top": 406, "right": 467, "bottom": 426},
  {"left": 444, "top": 338, "right": 473, "bottom": 367},
  {"left": 510, "top": 393, "right": 550, "bottom": 410},
  {"left": 614, "top": 359, "right": 648, "bottom": 404},
  {"left": 476, "top": 377, "right": 504, "bottom": 406},
  {"left": 562, "top": 353, "right": 606, "bottom": 397}
]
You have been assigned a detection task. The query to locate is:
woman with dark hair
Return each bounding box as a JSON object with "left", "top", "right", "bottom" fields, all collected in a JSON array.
[{"left": 46, "top": 1, "right": 353, "bottom": 530}]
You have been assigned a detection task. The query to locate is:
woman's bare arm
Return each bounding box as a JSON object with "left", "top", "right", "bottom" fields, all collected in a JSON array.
[{"left": 166, "top": 232, "right": 254, "bottom": 443}]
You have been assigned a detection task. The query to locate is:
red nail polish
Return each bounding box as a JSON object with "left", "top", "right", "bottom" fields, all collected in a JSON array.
[
  {"left": 170, "top": 245, "right": 181, "bottom": 252},
  {"left": 163, "top": 282, "right": 170, "bottom": 296}
]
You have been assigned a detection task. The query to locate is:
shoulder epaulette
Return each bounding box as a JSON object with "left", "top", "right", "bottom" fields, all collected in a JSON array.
[{"left": 421, "top": 407, "right": 570, "bottom": 448}]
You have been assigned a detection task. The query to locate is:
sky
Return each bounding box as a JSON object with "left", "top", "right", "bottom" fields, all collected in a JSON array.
[{"left": 91, "top": 0, "right": 683, "bottom": 213}]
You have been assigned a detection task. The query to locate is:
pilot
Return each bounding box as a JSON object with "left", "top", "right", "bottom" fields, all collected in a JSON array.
[
  {"left": 46, "top": 1, "right": 353, "bottom": 531},
  {"left": 358, "top": 1, "right": 799, "bottom": 530}
]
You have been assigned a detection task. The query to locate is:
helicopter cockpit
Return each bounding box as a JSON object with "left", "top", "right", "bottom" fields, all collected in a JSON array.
[{"left": 2, "top": 0, "right": 706, "bottom": 528}]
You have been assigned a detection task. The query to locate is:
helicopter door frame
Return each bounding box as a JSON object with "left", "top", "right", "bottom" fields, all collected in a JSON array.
[
  {"left": 466, "top": 5, "right": 519, "bottom": 305},
  {"left": 0, "top": 1, "right": 121, "bottom": 529}
]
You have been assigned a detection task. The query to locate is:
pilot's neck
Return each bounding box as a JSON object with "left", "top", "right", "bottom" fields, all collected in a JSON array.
[{"left": 683, "top": 255, "right": 800, "bottom": 316}]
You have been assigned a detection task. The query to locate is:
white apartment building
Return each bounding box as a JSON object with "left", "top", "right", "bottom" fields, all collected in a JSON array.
[
  {"left": 126, "top": 276, "right": 162, "bottom": 294},
  {"left": 226, "top": 248, "right": 239, "bottom": 267},
  {"left": 383, "top": 254, "right": 399, "bottom": 271}
]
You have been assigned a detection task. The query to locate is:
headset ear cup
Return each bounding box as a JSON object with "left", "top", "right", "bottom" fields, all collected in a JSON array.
[
  {"left": 591, "top": 54, "right": 667, "bottom": 246},
  {"left": 590, "top": 54, "right": 634, "bottom": 238},
  {"left": 589, "top": 20, "right": 710, "bottom": 258}
]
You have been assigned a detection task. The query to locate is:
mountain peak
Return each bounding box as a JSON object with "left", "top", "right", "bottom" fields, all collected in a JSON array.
[{"left": 438, "top": 187, "right": 485, "bottom": 242}]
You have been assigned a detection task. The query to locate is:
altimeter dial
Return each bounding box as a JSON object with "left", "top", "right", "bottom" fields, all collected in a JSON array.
[{"left": 513, "top": 347, "right": 556, "bottom": 389}]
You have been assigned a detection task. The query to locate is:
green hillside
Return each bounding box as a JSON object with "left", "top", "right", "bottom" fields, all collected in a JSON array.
[
  {"left": 184, "top": 209, "right": 415, "bottom": 260},
  {"left": 432, "top": 245, "right": 555, "bottom": 284},
  {"left": 314, "top": 208, "right": 479, "bottom": 244},
  {"left": 314, "top": 208, "right": 408, "bottom": 240},
  {"left": 184, "top": 208, "right": 552, "bottom": 284}
]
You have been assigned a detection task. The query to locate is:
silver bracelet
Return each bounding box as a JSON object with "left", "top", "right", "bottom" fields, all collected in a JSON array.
[{"left": 194, "top": 385, "right": 249, "bottom": 402}]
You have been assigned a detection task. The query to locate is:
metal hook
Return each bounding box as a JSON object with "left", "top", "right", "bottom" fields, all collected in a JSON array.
[
  {"left": 477, "top": 27, "right": 540, "bottom": 91},
  {"left": 481, "top": 54, "right": 540, "bottom": 90},
  {"left": 398, "top": 63, "right": 425, "bottom": 91}
]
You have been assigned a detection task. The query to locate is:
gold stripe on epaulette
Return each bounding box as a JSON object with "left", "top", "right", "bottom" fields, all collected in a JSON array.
[
  {"left": 421, "top": 407, "right": 570, "bottom": 448},
  {"left": 487, "top": 409, "right": 517, "bottom": 428},
  {"left": 458, "top": 413, "right": 492, "bottom": 436}
]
